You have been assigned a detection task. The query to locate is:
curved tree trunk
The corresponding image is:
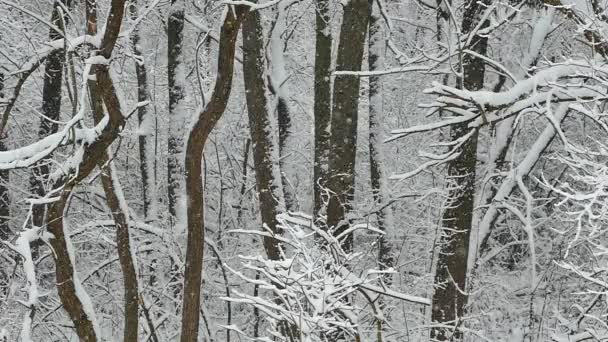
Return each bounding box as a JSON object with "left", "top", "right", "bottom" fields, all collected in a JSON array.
[
  {"left": 46, "top": 1, "right": 129, "bottom": 340},
  {"left": 430, "top": 0, "right": 489, "bottom": 340},
  {"left": 326, "top": 0, "right": 371, "bottom": 252},
  {"left": 180, "top": 8, "right": 245, "bottom": 342},
  {"left": 87, "top": 3, "right": 139, "bottom": 339}
]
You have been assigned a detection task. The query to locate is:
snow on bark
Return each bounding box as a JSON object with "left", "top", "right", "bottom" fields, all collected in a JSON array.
[{"left": 471, "top": 103, "right": 570, "bottom": 266}]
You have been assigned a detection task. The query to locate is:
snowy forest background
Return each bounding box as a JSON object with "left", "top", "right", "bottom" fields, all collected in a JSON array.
[{"left": 1, "top": 0, "right": 608, "bottom": 341}]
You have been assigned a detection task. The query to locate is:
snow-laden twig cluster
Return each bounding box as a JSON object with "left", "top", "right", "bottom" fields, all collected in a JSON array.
[{"left": 223, "top": 212, "right": 428, "bottom": 341}]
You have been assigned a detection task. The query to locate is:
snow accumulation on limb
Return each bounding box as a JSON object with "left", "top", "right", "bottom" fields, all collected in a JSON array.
[{"left": 471, "top": 104, "right": 569, "bottom": 264}]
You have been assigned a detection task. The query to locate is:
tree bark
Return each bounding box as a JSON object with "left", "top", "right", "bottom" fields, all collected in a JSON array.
[
  {"left": 87, "top": 3, "right": 139, "bottom": 339},
  {"left": 0, "top": 73, "right": 9, "bottom": 241},
  {"left": 46, "top": 1, "right": 129, "bottom": 340},
  {"left": 31, "top": 0, "right": 71, "bottom": 231},
  {"left": 313, "top": 0, "right": 332, "bottom": 220},
  {"left": 243, "top": 9, "right": 286, "bottom": 261},
  {"left": 368, "top": 3, "right": 393, "bottom": 271},
  {"left": 430, "top": 0, "right": 489, "bottom": 340},
  {"left": 326, "top": 0, "right": 371, "bottom": 252},
  {"left": 130, "top": 0, "right": 156, "bottom": 222},
  {"left": 180, "top": 8, "right": 245, "bottom": 342},
  {"left": 167, "top": 0, "right": 186, "bottom": 219},
  {"left": 270, "top": 7, "right": 298, "bottom": 213}
]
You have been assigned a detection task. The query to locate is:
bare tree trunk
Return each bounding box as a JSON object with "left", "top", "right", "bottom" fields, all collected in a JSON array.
[
  {"left": 130, "top": 0, "right": 156, "bottom": 222},
  {"left": 368, "top": 2, "right": 393, "bottom": 271},
  {"left": 46, "top": 1, "right": 129, "bottom": 340},
  {"left": 167, "top": 0, "right": 186, "bottom": 220},
  {"left": 269, "top": 7, "right": 298, "bottom": 213},
  {"left": 31, "top": 0, "right": 71, "bottom": 231},
  {"left": 430, "top": 0, "right": 489, "bottom": 340},
  {"left": 180, "top": 9, "right": 245, "bottom": 342},
  {"left": 0, "top": 73, "right": 9, "bottom": 241},
  {"left": 326, "top": 0, "right": 371, "bottom": 252},
  {"left": 313, "top": 0, "right": 332, "bottom": 220},
  {"left": 87, "top": 3, "right": 139, "bottom": 339},
  {"left": 243, "top": 9, "right": 286, "bottom": 261}
]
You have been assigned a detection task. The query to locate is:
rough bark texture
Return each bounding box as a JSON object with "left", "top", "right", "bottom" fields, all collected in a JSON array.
[
  {"left": 243, "top": 10, "right": 285, "bottom": 261},
  {"left": 167, "top": 0, "right": 186, "bottom": 219},
  {"left": 130, "top": 0, "right": 156, "bottom": 221},
  {"left": 31, "top": 0, "right": 71, "bottom": 230},
  {"left": 313, "top": 0, "right": 332, "bottom": 220},
  {"left": 430, "top": 0, "right": 489, "bottom": 340},
  {"left": 326, "top": 0, "right": 371, "bottom": 252},
  {"left": 180, "top": 9, "right": 245, "bottom": 342},
  {"left": 0, "top": 73, "right": 9, "bottom": 241},
  {"left": 47, "top": 1, "right": 128, "bottom": 340},
  {"left": 368, "top": 4, "right": 393, "bottom": 271}
]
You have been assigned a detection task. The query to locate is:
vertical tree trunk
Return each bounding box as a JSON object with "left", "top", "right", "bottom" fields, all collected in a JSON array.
[
  {"left": 326, "top": 0, "right": 371, "bottom": 252},
  {"left": 180, "top": 9, "right": 244, "bottom": 342},
  {"left": 0, "top": 73, "right": 9, "bottom": 241},
  {"left": 243, "top": 9, "right": 286, "bottom": 261},
  {"left": 167, "top": 0, "right": 186, "bottom": 219},
  {"left": 130, "top": 0, "right": 156, "bottom": 222},
  {"left": 430, "top": 0, "right": 489, "bottom": 340},
  {"left": 31, "top": 0, "right": 71, "bottom": 230},
  {"left": 368, "top": 3, "right": 393, "bottom": 271},
  {"left": 313, "top": 0, "right": 332, "bottom": 220},
  {"left": 270, "top": 6, "right": 298, "bottom": 213}
]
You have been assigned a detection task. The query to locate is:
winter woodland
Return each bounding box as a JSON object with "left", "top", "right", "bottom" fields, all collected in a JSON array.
[{"left": 1, "top": 0, "right": 608, "bottom": 341}]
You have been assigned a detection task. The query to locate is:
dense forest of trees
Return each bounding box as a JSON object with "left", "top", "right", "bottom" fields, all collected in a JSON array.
[{"left": 2, "top": 0, "right": 608, "bottom": 341}]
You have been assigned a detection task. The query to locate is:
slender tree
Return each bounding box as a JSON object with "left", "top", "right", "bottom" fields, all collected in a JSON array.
[
  {"left": 86, "top": 1, "right": 139, "bottom": 340},
  {"left": 326, "top": 0, "right": 371, "bottom": 252},
  {"left": 130, "top": 0, "right": 156, "bottom": 221},
  {"left": 368, "top": 2, "right": 393, "bottom": 271},
  {"left": 269, "top": 6, "right": 298, "bottom": 213},
  {"left": 167, "top": 0, "right": 186, "bottom": 219},
  {"left": 0, "top": 73, "right": 8, "bottom": 241},
  {"left": 430, "top": 0, "right": 490, "bottom": 340},
  {"left": 180, "top": 8, "right": 245, "bottom": 342},
  {"left": 31, "top": 0, "right": 72, "bottom": 231},
  {"left": 47, "top": 1, "right": 130, "bottom": 340},
  {"left": 313, "top": 0, "right": 332, "bottom": 220}
]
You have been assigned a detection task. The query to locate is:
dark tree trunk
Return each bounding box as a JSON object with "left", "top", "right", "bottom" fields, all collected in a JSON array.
[
  {"left": 167, "top": 0, "right": 186, "bottom": 219},
  {"left": 313, "top": 0, "right": 332, "bottom": 221},
  {"left": 368, "top": 3, "right": 393, "bottom": 271},
  {"left": 31, "top": 0, "right": 71, "bottom": 230},
  {"left": 47, "top": 1, "right": 129, "bottom": 340},
  {"left": 242, "top": 10, "right": 286, "bottom": 261},
  {"left": 87, "top": 3, "right": 139, "bottom": 339},
  {"left": 430, "top": 0, "right": 489, "bottom": 340},
  {"left": 0, "top": 73, "right": 9, "bottom": 241},
  {"left": 326, "top": 0, "right": 371, "bottom": 252},
  {"left": 180, "top": 9, "right": 245, "bottom": 342},
  {"left": 130, "top": 0, "right": 156, "bottom": 221}
]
